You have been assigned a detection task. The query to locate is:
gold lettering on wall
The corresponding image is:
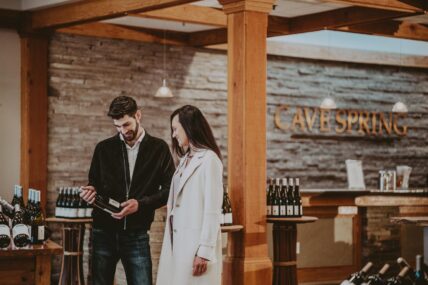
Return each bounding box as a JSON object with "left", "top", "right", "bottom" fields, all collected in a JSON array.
[
  {"left": 292, "top": 107, "right": 306, "bottom": 132},
  {"left": 274, "top": 105, "right": 289, "bottom": 130},
  {"left": 320, "top": 109, "right": 331, "bottom": 132},
  {"left": 335, "top": 110, "right": 347, "bottom": 133},
  {"left": 274, "top": 104, "right": 408, "bottom": 137},
  {"left": 304, "top": 107, "right": 317, "bottom": 131}
]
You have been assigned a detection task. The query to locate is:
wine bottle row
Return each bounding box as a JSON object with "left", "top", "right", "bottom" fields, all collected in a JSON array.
[
  {"left": 221, "top": 187, "right": 233, "bottom": 226},
  {"left": 341, "top": 255, "right": 428, "bottom": 285},
  {"left": 0, "top": 185, "right": 47, "bottom": 248},
  {"left": 266, "top": 177, "right": 303, "bottom": 218},
  {"left": 55, "top": 187, "right": 93, "bottom": 219}
]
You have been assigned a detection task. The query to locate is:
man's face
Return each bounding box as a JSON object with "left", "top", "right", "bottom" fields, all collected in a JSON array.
[{"left": 113, "top": 112, "right": 141, "bottom": 142}]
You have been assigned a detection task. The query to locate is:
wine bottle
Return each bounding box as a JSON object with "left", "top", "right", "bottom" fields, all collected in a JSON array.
[
  {"left": 280, "top": 178, "right": 287, "bottom": 217},
  {"left": 272, "top": 178, "right": 280, "bottom": 217},
  {"left": 341, "top": 262, "right": 373, "bottom": 285},
  {"left": 294, "top": 178, "right": 302, "bottom": 217},
  {"left": 266, "top": 178, "right": 273, "bottom": 217},
  {"left": 386, "top": 266, "right": 412, "bottom": 285},
  {"left": 31, "top": 191, "right": 46, "bottom": 244},
  {"left": 12, "top": 204, "right": 30, "bottom": 247},
  {"left": 223, "top": 187, "right": 233, "bottom": 226},
  {"left": 0, "top": 204, "right": 11, "bottom": 249},
  {"left": 55, "top": 187, "right": 63, "bottom": 218},
  {"left": 78, "top": 187, "right": 123, "bottom": 215},
  {"left": 415, "top": 255, "right": 428, "bottom": 285},
  {"left": 16, "top": 185, "right": 25, "bottom": 209},
  {"left": 398, "top": 257, "right": 416, "bottom": 282},
  {"left": 365, "top": 263, "right": 390, "bottom": 285},
  {"left": 287, "top": 178, "right": 295, "bottom": 217},
  {"left": 0, "top": 197, "right": 15, "bottom": 219}
]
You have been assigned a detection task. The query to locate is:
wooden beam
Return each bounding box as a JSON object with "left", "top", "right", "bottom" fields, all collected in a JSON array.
[
  {"left": 20, "top": 34, "right": 49, "bottom": 211},
  {"left": 0, "top": 9, "right": 22, "bottom": 30},
  {"left": 27, "top": 0, "right": 199, "bottom": 31},
  {"left": 191, "top": 6, "right": 414, "bottom": 46},
  {"left": 134, "top": 4, "right": 226, "bottom": 27},
  {"left": 338, "top": 20, "right": 428, "bottom": 42},
  {"left": 288, "top": 6, "right": 412, "bottom": 35},
  {"left": 220, "top": 0, "right": 275, "bottom": 284},
  {"left": 58, "top": 22, "right": 189, "bottom": 45},
  {"left": 188, "top": 28, "right": 227, "bottom": 46},
  {"left": 324, "top": 0, "right": 426, "bottom": 12}
]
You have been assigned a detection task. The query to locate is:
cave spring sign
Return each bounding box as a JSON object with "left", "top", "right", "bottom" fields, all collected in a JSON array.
[{"left": 274, "top": 105, "right": 408, "bottom": 136}]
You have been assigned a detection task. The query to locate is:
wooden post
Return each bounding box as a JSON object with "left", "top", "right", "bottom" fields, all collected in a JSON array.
[
  {"left": 20, "top": 33, "right": 49, "bottom": 209},
  {"left": 219, "top": 1, "right": 274, "bottom": 284}
]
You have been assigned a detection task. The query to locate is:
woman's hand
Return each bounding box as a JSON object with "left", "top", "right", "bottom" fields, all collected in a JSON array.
[{"left": 192, "top": 256, "right": 208, "bottom": 276}]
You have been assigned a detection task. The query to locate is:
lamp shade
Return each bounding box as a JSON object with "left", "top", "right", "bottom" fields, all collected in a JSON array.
[
  {"left": 392, "top": 101, "right": 408, "bottom": 113},
  {"left": 320, "top": 97, "right": 337, "bottom": 110},
  {"left": 155, "top": 79, "right": 173, "bottom": 98}
]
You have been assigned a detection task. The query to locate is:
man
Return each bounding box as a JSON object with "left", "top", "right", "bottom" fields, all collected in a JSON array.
[{"left": 80, "top": 96, "right": 175, "bottom": 285}]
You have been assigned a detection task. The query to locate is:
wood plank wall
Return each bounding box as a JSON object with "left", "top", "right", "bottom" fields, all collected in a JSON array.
[{"left": 47, "top": 33, "right": 428, "bottom": 283}]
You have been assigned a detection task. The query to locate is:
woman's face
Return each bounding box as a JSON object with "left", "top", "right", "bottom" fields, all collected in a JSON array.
[{"left": 172, "top": 115, "right": 189, "bottom": 148}]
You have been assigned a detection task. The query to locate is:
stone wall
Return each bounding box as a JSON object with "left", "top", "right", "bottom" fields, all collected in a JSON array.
[{"left": 47, "top": 33, "right": 428, "bottom": 283}]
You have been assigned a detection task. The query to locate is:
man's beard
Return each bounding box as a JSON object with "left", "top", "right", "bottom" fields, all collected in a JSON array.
[{"left": 123, "top": 121, "right": 139, "bottom": 142}]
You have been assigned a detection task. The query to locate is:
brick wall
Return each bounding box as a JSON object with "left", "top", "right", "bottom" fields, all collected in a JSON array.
[{"left": 47, "top": 33, "right": 428, "bottom": 283}]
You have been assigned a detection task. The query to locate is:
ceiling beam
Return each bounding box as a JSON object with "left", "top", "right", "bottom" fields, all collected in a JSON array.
[
  {"left": 188, "top": 28, "right": 227, "bottom": 46},
  {"left": 338, "top": 21, "right": 428, "bottom": 42},
  {"left": 57, "top": 22, "right": 189, "bottom": 45},
  {"left": 26, "top": 0, "right": 199, "bottom": 31},
  {"left": 134, "top": 4, "right": 226, "bottom": 27},
  {"left": 323, "top": 0, "right": 426, "bottom": 13},
  {"left": 0, "top": 9, "right": 22, "bottom": 30},
  {"left": 190, "top": 6, "right": 416, "bottom": 46},
  {"left": 287, "top": 6, "right": 413, "bottom": 35}
]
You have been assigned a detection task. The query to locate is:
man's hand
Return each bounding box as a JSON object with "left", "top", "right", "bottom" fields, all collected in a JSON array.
[
  {"left": 192, "top": 256, "right": 208, "bottom": 276},
  {"left": 111, "top": 199, "right": 139, "bottom": 220},
  {"left": 80, "top": 186, "right": 96, "bottom": 204}
]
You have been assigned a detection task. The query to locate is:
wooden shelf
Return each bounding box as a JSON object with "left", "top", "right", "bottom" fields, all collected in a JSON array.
[
  {"left": 46, "top": 217, "right": 93, "bottom": 223},
  {"left": 391, "top": 216, "right": 428, "bottom": 227},
  {"left": 267, "top": 216, "right": 318, "bottom": 224},
  {"left": 221, "top": 225, "right": 243, "bottom": 233},
  {"left": 0, "top": 239, "right": 62, "bottom": 257}
]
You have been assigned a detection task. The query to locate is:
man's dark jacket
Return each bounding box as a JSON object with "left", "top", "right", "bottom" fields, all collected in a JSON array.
[{"left": 88, "top": 132, "right": 175, "bottom": 231}]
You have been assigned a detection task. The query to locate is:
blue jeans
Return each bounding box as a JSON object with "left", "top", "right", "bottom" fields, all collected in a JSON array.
[{"left": 92, "top": 228, "right": 152, "bottom": 285}]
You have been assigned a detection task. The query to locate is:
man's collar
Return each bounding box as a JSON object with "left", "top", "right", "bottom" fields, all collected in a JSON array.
[{"left": 120, "top": 128, "right": 145, "bottom": 148}]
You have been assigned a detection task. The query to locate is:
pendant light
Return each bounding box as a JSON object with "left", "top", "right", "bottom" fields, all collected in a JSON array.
[
  {"left": 155, "top": 30, "right": 173, "bottom": 98},
  {"left": 319, "top": 30, "right": 337, "bottom": 110},
  {"left": 392, "top": 42, "right": 408, "bottom": 113}
]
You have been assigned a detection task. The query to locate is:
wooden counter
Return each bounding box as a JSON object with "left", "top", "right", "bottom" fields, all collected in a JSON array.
[{"left": 0, "top": 240, "right": 62, "bottom": 285}]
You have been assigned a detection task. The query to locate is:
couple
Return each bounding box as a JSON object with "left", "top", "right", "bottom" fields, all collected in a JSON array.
[{"left": 80, "top": 96, "right": 223, "bottom": 285}]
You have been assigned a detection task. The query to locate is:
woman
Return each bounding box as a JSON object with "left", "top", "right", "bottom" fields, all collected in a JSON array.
[{"left": 156, "top": 105, "right": 223, "bottom": 285}]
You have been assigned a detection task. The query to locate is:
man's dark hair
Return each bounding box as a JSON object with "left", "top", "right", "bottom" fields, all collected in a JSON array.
[{"left": 108, "top": 96, "right": 138, "bottom": 119}]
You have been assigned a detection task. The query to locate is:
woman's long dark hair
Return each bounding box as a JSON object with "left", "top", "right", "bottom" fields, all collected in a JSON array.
[{"left": 170, "top": 105, "right": 222, "bottom": 160}]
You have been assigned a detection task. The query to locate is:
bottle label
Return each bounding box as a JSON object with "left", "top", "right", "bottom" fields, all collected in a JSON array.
[
  {"left": 72, "top": 208, "right": 78, "bottom": 218},
  {"left": 294, "top": 206, "right": 299, "bottom": 216},
  {"left": 12, "top": 224, "right": 29, "bottom": 238},
  {"left": 108, "top": 198, "right": 121, "bottom": 209},
  {"left": 0, "top": 225, "right": 10, "bottom": 237},
  {"left": 37, "top": 226, "right": 45, "bottom": 241},
  {"left": 86, "top": 208, "right": 93, "bottom": 218},
  {"left": 77, "top": 208, "right": 86, "bottom": 218},
  {"left": 225, "top": 213, "right": 233, "bottom": 224},
  {"left": 267, "top": 206, "right": 272, "bottom": 216},
  {"left": 287, "top": 206, "right": 293, "bottom": 216},
  {"left": 220, "top": 214, "right": 225, "bottom": 225},
  {"left": 300, "top": 205, "right": 303, "bottom": 216},
  {"left": 280, "top": 205, "right": 286, "bottom": 216},
  {"left": 272, "top": 206, "right": 279, "bottom": 216}
]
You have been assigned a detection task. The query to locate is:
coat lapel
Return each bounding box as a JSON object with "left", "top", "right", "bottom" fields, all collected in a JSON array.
[{"left": 174, "top": 150, "right": 207, "bottom": 202}]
